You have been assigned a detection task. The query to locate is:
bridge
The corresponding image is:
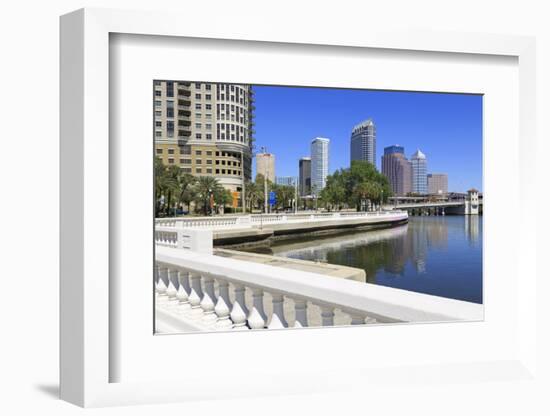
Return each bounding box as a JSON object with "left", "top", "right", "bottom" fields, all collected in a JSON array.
[{"left": 385, "top": 190, "right": 482, "bottom": 215}]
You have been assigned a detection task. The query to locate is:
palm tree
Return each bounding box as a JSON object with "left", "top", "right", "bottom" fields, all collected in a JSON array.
[
  {"left": 163, "top": 165, "right": 182, "bottom": 216},
  {"left": 177, "top": 173, "right": 197, "bottom": 214},
  {"left": 245, "top": 181, "right": 261, "bottom": 212},
  {"left": 194, "top": 176, "right": 222, "bottom": 216}
]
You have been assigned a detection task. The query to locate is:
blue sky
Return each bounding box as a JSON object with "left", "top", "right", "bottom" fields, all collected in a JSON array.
[{"left": 252, "top": 85, "right": 483, "bottom": 193}]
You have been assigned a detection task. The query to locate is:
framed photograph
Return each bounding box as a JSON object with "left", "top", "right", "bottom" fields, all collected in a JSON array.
[{"left": 60, "top": 8, "right": 539, "bottom": 408}]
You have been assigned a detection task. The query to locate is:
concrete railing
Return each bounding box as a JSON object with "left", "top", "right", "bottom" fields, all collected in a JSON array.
[
  {"left": 155, "top": 227, "right": 213, "bottom": 254},
  {"left": 156, "top": 211, "right": 406, "bottom": 229},
  {"left": 155, "top": 246, "right": 483, "bottom": 333}
]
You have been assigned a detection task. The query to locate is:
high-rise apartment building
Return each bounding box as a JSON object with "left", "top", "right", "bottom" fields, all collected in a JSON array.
[
  {"left": 381, "top": 145, "right": 412, "bottom": 196},
  {"left": 411, "top": 149, "right": 428, "bottom": 194},
  {"left": 154, "top": 80, "right": 254, "bottom": 192},
  {"left": 256, "top": 153, "right": 275, "bottom": 182},
  {"left": 350, "top": 119, "right": 376, "bottom": 166},
  {"left": 298, "top": 157, "right": 312, "bottom": 197},
  {"left": 311, "top": 137, "right": 330, "bottom": 195},
  {"left": 427, "top": 173, "right": 448, "bottom": 195}
]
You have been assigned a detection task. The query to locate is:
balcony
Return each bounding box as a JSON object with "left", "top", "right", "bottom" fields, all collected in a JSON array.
[
  {"left": 178, "top": 129, "right": 191, "bottom": 138},
  {"left": 178, "top": 98, "right": 191, "bottom": 107},
  {"left": 178, "top": 109, "right": 191, "bottom": 117},
  {"left": 177, "top": 88, "right": 191, "bottom": 97}
]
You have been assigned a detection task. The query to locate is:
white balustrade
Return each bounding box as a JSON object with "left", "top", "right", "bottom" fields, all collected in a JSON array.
[{"left": 155, "top": 246, "right": 483, "bottom": 333}]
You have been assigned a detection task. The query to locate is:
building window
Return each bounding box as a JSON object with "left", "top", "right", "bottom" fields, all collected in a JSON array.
[
  {"left": 195, "top": 93, "right": 201, "bottom": 99},
  {"left": 196, "top": 113, "right": 202, "bottom": 119},
  {"left": 195, "top": 123, "right": 202, "bottom": 129},
  {"left": 196, "top": 150, "right": 202, "bottom": 155},
  {"left": 216, "top": 160, "right": 220, "bottom": 165},
  {"left": 168, "top": 148, "right": 174, "bottom": 154},
  {"left": 167, "top": 121, "right": 174, "bottom": 137},
  {"left": 155, "top": 90, "right": 162, "bottom": 96},
  {"left": 168, "top": 158, "right": 174, "bottom": 164},
  {"left": 206, "top": 151, "right": 212, "bottom": 156},
  {"left": 206, "top": 104, "right": 212, "bottom": 110},
  {"left": 156, "top": 148, "right": 163, "bottom": 154},
  {"left": 196, "top": 168, "right": 202, "bottom": 174},
  {"left": 206, "top": 169, "right": 212, "bottom": 174},
  {"left": 196, "top": 159, "right": 202, "bottom": 164},
  {"left": 155, "top": 100, "right": 162, "bottom": 106},
  {"left": 194, "top": 82, "right": 201, "bottom": 89},
  {"left": 216, "top": 169, "right": 220, "bottom": 174},
  {"left": 195, "top": 103, "right": 202, "bottom": 110},
  {"left": 155, "top": 121, "right": 162, "bottom": 127},
  {"left": 154, "top": 80, "right": 161, "bottom": 86},
  {"left": 155, "top": 110, "right": 161, "bottom": 117},
  {"left": 222, "top": 160, "right": 226, "bottom": 166},
  {"left": 221, "top": 133, "right": 226, "bottom": 140},
  {"left": 155, "top": 131, "right": 162, "bottom": 137},
  {"left": 216, "top": 152, "right": 220, "bottom": 156},
  {"left": 182, "top": 168, "right": 192, "bottom": 173},
  {"left": 205, "top": 94, "right": 211, "bottom": 100},
  {"left": 205, "top": 114, "right": 212, "bottom": 120},
  {"left": 196, "top": 133, "right": 202, "bottom": 139},
  {"left": 166, "top": 82, "right": 174, "bottom": 97},
  {"left": 206, "top": 160, "right": 213, "bottom": 165},
  {"left": 222, "top": 169, "right": 226, "bottom": 174},
  {"left": 206, "top": 124, "right": 212, "bottom": 130},
  {"left": 205, "top": 84, "right": 211, "bottom": 90},
  {"left": 206, "top": 133, "right": 212, "bottom": 140},
  {"left": 181, "top": 145, "right": 191, "bottom": 155},
  {"left": 180, "top": 159, "right": 192, "bottom": 164}
]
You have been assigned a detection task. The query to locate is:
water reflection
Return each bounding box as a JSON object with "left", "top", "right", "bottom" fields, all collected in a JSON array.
[{"left": 246, "top": 216, "right": 483, "bottom": 304}]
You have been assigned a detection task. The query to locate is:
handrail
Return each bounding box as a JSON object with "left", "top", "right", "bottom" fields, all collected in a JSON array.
[{"left": 155, "top": 246, "right": 483, "bottom": 332}]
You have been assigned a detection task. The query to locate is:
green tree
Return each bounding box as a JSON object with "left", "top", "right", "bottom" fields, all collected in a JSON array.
[
  {"left": 245, "top": 181, "right": 262, "bottom": 212},
  {"left": 177, "top": 173, "right": 197, "bottom": 213},
  {"left": 194, "top": 176, "right": 223, "bottom": 216}
]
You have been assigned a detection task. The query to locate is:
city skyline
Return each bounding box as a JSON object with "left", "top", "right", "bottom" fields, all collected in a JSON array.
[{"left": 253, "top": 85, "right": 482, "bottom": 193}]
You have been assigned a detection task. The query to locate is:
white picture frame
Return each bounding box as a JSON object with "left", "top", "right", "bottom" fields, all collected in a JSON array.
[{"left": 60, "top": 7, "right": 539, "bottom": 408}]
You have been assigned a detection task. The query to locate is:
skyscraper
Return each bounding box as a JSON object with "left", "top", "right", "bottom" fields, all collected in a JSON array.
[
  {"left": 427, "top": 173, "right": 448, "bottom": 195},
  {"left": 154, "top": 81, "right": 254, "bottom": 192},
  {"left": 381, "top": 145, "right": 412, "bottom": 196},
  {"left": 256, "top": 153, "right": 275, "bottom": 182},
  {"left": 275, "top": 176, "right": 296, "bottom": 186},
  {"left": 350, "top": 119, "right": 376, "bottom": 166},
  {"left": 411, "top": 149, "right": 428, "bottom": 194},
  {"left": 298, "top": 157, "right": 312, "bottom": 196},
  {"left": 310, "top": 137, "right": 330, "bottom": 195}
]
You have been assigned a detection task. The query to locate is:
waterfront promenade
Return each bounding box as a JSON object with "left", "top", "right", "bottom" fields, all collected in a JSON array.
[{"left": 156, "top": 210, "right": 409, "bottom": 245}]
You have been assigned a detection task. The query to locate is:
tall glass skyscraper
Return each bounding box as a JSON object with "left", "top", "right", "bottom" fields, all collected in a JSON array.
[
  {"left": 411, "top": 149, "right": 428, "bottom": 194},
  {"left": 381, "top": 145, "right": 412, "bottom": 196},
  {"left": 310, "top": 137, "right": 330, "bottom": 196},
  {"left": 298, "top": 157, "right": 312, "bottom": 196},
  {"left": 350, "top": 119, "right": 376, "bottom": 166}
]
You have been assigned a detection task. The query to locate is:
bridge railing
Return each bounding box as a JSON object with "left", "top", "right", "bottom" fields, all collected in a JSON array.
[
  {"left": 155, "top": 227, "right": 213, "bottom": 254},
  {"left": 157, "top": 211, "right": 407, "bottom": 228},
  {"left": 155, "top": 246, "right": 482, "bottom": 333}
]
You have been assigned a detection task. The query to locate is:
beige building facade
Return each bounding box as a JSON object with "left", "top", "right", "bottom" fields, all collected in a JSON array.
[
  {"left": 154, "top": 80, "right": 254, "bottom": 192},
  {"left": 256, "top": 153, "right": 275, "bottom": 182},
  {"left": 427, "top": 173, "right": 448, "bottom": 195}
]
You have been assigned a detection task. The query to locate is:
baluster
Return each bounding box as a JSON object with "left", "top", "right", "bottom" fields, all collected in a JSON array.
[
  {"left": 200, "top": 290, "right": 216, "bottom": 327},
  {"left": 175, "top": 269, "right": 191, "bottom": 314},
  {"left": 251, "top": 288, "right": 267, "bottom": 322},
  {"left": 270, "top": 293, "right": 288, "bottom": 328},
  {"left": 202, "top": 274, "right": 217, "bottom": 305},
  {"left": 166, "top": 267, "right": 179, "bottom": 304},
  {"left": 247, "top": 307, "right": 265, "bottom": 330},
  {"left": 217, "top": 279, "right": 232, "bottom": 310},
  {"left": 293, "top": 298, "right": 308, "bottom": 327},
  {"left": 214, "top": 296, "right": 232, "bottom": 330},
  {"left": 319, "top": 305, "right": 335, "bottom": 326},
  {"left": 189, "top": 272, "right": 204, "bottom": 300},
  {"left": 232, "top": 283, "right": 248, "bottom": 316},
  {"left": 156, "top": 264, "right": 169, "bottom": 302},
  {"left": 230, "top": 300, "right": 248, "bottom": 330},
  {"left": 155, "top": 263, "right": 167, "bottom": 296}
]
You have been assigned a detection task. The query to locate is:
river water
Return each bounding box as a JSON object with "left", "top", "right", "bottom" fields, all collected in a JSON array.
[{"left": 243, "top": 216, "right": 483, "bottom": 304}]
